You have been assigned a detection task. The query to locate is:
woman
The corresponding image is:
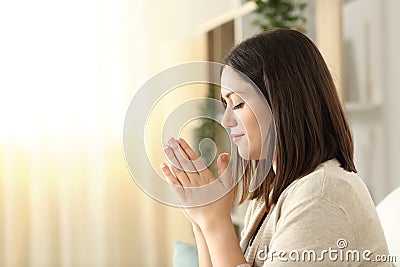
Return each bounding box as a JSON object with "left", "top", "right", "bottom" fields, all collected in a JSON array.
[{"left": 160, "top": 29, "right": 390, "bottom": 266}]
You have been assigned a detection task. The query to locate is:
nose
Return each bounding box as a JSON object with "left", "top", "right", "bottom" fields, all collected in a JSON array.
[{"left": 221, "top": 107, "right": 237, "bottom": 129}]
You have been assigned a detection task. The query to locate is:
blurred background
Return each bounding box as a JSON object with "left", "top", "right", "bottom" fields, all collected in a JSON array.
[{"left": 0, "top": 0, "right": 399, "bottom": 266}]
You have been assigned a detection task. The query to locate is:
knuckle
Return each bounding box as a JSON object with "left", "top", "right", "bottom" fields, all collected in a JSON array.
[{"left": 172, "top": 165, "right": 183, "bottom": 173}]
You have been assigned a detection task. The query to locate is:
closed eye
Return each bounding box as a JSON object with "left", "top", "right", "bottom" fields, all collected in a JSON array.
[
  {"left": 233, "top": 103, "right": 244, "bottom": 110},
  {"left": 221, "top": 97, "right": 227, "bottom": 109}
]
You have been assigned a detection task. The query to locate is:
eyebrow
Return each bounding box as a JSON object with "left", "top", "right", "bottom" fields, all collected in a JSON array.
[{"left": 225, "top": 91, "right": 236, "bottom": 98}]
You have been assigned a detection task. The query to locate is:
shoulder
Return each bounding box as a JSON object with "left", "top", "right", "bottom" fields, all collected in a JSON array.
[
  {"left": 267, "top": 158, "right": 390, "bottom": 259},
  {"left": 273, "top": 157, "right": 382, "bottom": 243},
  {"left": 278, "top": 158, "right": 374, "bottom": 213}
]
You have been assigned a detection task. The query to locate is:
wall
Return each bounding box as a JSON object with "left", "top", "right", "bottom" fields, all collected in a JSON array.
[
  {"left": 383, "top": 0, "right": 400, "bottom": 195},
  {"left": 343, "top": 0, "right": 400, "bottom": 203}
]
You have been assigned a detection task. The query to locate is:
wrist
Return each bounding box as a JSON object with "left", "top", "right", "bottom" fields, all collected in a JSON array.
[
  {"left": 192, "top": 223, "right": 201, "bottom": 233},
  {"left": 200, "top": 216, "right": 234, "bottom": 235},
  {"left": 201, "top": 218, "right": 246, "bottom": 267}
]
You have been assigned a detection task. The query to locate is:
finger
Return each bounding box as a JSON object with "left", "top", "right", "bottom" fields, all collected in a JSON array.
[
  {"left": 160, "top": 162, "right": 182, "bottom": 187},
  {"left": 177, "top": 138, "right": 208, "bottom": 173},
  {"left": 217, "top": 153, "right": 233, "bottom": 188},
  {"left": 161, "top": 163, "right": 187, "bottom": 206},
  {"left": 217, "top": 153, "right": 229, "bottom": 177},
  {"left": 175, "top": 138, "right": 200, "bottom": 176},
  {"left": 170, "top": 164, "right": 194, "bottom": 188},
  {"left": 163, "top": 145, "right": 191, "bottom": 186},
  {"left": 177, "top": 138, "right": 199, "bottom": 160},
  {"left": 168, "top": 138, "right": 199, "bottom": 176}
]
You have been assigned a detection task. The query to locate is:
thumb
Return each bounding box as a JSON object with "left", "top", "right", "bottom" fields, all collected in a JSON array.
[{"left": 217, "top": 153, "right": 229, "bottom": 178}]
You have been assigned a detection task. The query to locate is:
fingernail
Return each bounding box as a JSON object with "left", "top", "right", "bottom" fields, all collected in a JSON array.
[
  {"left": 168, "top": 137, "right": 175, "bottom": 145},
  {"left": 162, "top": 145, "right": 170, "bottom": 153},
  {"left": 222, "top": 153, "right": 229, "bottom": 161},
  {"left": 160, "top": 163, "right": 167, "bottom": 170}
]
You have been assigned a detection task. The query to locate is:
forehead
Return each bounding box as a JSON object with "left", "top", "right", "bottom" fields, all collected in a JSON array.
[{"left": 220, "top": 66, "right": 253, "bottom": 97}]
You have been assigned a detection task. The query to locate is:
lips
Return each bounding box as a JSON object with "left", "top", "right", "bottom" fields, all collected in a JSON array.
[{"left": 231, "top": 133, "right": 245, "bottom": 142}]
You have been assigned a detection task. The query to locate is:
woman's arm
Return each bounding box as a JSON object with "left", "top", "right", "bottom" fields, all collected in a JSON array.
[
  {"left": 161, "top": 138, "right": 249, "bottom": 267},
  {"left": 192, "top": 225, "right": 213, "bottom": 267},
  {"left": 194, "top": 221, "right": 248, "bottom": 267},
  {"left": 201, "top": 217, "right": 248, "bottom": 267}
]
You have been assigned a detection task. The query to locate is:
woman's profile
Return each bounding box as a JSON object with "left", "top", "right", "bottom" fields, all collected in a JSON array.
[{"left": 160, "top": 29, "right": 390, "bottom": 266}]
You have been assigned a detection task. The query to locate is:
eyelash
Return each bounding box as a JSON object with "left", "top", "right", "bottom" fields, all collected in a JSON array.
[
  {"left": 233, "top": 103, "right": 244, "bottom": 110},
  {"left": 221, "top": 98, "right": 244, "bottom": 110},
  {"left": 221, "top": 99, "right": 227, "bottom": 108}
]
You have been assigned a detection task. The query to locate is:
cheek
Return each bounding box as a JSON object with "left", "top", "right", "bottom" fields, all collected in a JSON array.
[{"left": 241, "top": 111, "right": 261, "bottom": 140}]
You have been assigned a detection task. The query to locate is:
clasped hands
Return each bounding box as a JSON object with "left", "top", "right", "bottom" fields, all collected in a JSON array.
[{"left": 160, "top": 137, "right": 235, "bottom": 230}]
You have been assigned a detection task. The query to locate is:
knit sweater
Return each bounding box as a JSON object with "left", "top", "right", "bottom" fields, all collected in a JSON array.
[{"left": 236, "top": 158, "right": 391, "bottom": 266}]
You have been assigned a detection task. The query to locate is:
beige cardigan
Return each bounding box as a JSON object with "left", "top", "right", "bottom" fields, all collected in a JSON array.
[{"left": 237, "top": 159, "right": 391, "bottom": 266}]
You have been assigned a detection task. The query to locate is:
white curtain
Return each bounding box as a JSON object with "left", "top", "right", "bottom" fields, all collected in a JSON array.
[{"left": 0, "top": 0, "right": 195, "bottom": 266}]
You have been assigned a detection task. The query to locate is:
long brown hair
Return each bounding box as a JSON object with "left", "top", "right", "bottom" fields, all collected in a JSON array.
[{"left": 223, "top": 29, "right": 357, "bottom": 211}]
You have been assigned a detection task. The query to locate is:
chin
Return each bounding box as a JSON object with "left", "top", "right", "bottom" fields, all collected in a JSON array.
[
  {"left": 238, "top": 144, "right": 263, "bottom": 160},
  {"left": 237, "top": 146, "right": 251, "bottom": 160},
  {"left": 238, "top": 151, "right": 249, "bottom": 160}
]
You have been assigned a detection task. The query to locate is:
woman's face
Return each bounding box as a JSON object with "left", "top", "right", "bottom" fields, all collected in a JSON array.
[{"left": 220, "top": 66, "right": 272, "bottom": 160}]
